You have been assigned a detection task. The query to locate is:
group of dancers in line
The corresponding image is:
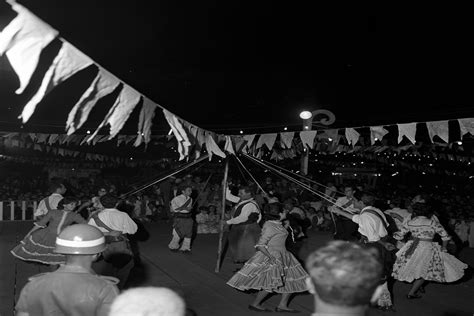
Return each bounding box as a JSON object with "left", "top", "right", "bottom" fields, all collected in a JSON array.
[
  {"left": 168, "top": 182, "right": 468, "bottom": 313},
  {"left": 9, "top": 178, "right": 469, "bottom": 314}
]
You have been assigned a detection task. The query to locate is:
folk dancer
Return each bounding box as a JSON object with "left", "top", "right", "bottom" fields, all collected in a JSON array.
[
  {"left": 329, "top": 186, "right": 360, "bottom": 241},
  {"left": 15, "top": 224, "right": 119, "bottom": 316},
  {"left": 392, "top": 202, "right": 467, "bottom": 299},
  {"left": 168, "top": 186, "right": 194, "bottom": 253},
  {"left": 33, "top": 180, "right": 66, "bottom": 218},
  {"left": 330, "top": 192, "right": 395, "bottom": 311},
  {"left": 225, "top": 186, "right": 262, "bottom": 268},
  {"left": 88, "top": 194, "right": 138, "bottom": 289}
]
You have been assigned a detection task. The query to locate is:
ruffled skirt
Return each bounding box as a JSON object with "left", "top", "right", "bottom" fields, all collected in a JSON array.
[
  {"left": 392, "top": 240, "right": 467, "bottom": 283},
  {"left": 11, "top": 227, "right": 65, "bottom": 265},
  {"left": 227, "top": 247, "right": 309, "bottom": 293}
]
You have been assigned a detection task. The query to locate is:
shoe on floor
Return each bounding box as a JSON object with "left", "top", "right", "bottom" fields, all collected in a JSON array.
[
  {"left": 248, "top": 305, "right": 272, "bottom": 312},
  {"left": 275, "top": 307, "right": 300, "bottom": 313}
]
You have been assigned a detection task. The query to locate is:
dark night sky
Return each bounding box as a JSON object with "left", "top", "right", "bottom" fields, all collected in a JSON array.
[{"left": 1, "top": 1, "right": 473, "bottom": 135}]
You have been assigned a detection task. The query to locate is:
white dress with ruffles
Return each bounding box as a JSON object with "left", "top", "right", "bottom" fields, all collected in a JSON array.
[
  {"left": 392, "top": 216, "right": 467, "bottom": 283},
  {"left": 227, "top": 220, "right": 309, "bottom": 293}
]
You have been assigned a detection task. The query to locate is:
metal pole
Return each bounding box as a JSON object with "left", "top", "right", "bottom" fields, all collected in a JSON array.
[
  {"left": 301, "top": 117, "right": 313, "bottom": 175},
  {"left": 215, "top": 158, "right": 229, "bottom": 273}
]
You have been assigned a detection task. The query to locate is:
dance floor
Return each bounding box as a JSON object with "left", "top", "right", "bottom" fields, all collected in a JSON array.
[{"left": 1, "top": 221, "right": 473, "bottom": 316}]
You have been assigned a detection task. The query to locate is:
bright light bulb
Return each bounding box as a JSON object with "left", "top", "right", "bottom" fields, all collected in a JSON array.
[
  {"left": 299, "top": 111, "right": 312, "bottom": 120},
  {"left": 283, "top": 127, "right": 288, "bottom": 131},
  {"left": 239, "top": 130, "right": 243, "bottom": 134},
  {"left": 457, "top": 141, "right": 463, "bottom": 145}
]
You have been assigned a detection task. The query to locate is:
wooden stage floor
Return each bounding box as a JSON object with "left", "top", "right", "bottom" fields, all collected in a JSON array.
[{"left": 1, "top": 221, "right": 473, "bottom": 316}]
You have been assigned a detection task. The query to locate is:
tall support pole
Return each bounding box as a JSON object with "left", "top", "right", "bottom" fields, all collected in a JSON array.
[
  {"left": 301, "top": 117, "right": 312, "bottom": 175},
  {"left": 215, "top": 158, "right": 229, "bottom": 273}
]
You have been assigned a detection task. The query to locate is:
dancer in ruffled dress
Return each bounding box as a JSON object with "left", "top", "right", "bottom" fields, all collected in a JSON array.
[
  {"left": 392, "top": 202, "right": 468, "bottom": 298},
  {"left": 227, "top": 203, "right": 309, "bottom": 313},
  {"left": 11, "top": 197, "right": 86, "bottom": 265}
]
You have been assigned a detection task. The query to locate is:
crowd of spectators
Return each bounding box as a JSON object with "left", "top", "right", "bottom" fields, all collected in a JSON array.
[{"left": 1, "top": 170, "right": 473, "bottom": 246}]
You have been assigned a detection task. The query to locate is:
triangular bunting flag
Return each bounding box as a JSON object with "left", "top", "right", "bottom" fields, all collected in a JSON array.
[
  {"left": 299, "top": 131, "right": 317, "bottom": 149},
  {"left": 243, "top": 134, "right": 256, "bottom": 149},
  {"left": 370, "top": 126, "right": 389, "bottom": 145},
  {"left": 163, "top": 110, "right": 191, "bottom": 161},
  {"left": 66, "top": 69, "right": 120, "bottom": 135},
  {"left": 459, "top": 118, "right": 474, "bottom": 137},
  {"left": 256, "top": 133, "right": 277, "bottom": 150},
  {"left": 87, "top": 84, "right": 140, "bottom": 141},
  {"left": 20, "top": 41, "right": 93, "bottom": 123},
  {"left": 205, "top": 132, "right": 226, "bottom": 160},
  {"left": 426, "top": 120, "right": 449, "bottom": 143},
  {"left": 0, "top": 2, "right": 58, "bottom": 94},
  {"left": 397, "top": 123, "right": 417, "bottom": 144},
  {"left": 345, "top": 128, "right": 360, "bottom": 146},
  {"left": 280, "top": 132, "right": 295, "bottom": 149},
  {"left": 224, "top": 136, "right": 235, "bottom": 154},
  {"left": 134, "top": 98, "right": 157, "bottom": 146}
]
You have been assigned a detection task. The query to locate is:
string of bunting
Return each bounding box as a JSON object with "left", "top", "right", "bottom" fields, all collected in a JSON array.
[{"left": 1, "top": 1, "right": 473, "bottom": 163}]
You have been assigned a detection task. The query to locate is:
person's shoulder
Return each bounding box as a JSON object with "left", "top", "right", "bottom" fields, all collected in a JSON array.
[{"left": 26, "top": 272, "right": 50, "bottom": 283}]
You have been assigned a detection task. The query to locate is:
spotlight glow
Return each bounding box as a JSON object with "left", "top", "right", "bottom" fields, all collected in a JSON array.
[{"left": 299, "top": 111, "right": 312, "bottom": 120}]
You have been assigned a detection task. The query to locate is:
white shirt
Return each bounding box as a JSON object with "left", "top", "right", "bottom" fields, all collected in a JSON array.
[
  {"left": 290, "top": 207, "right": 306, "bottom": 219},
  {"left": 88, "top": 208, "right": 137, "bottom": 235},
  {"left": 331, "top": 196, "right": 358, "bottom": 214},
  {"left": 352, "top": 206, "right": 388, "bottom": 242},
  {"left": 226, "top": 198, "right": 261, "bottom": 225},
  {"left": 34, "top": 193, "right": 63, "bottom": 217},
  {"left": 170, "top": 194, "right": 192, "bottom": 213}
]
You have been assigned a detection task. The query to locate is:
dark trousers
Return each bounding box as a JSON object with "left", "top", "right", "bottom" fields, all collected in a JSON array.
[{"left": 334, "top": 217, "right": 359, "bottom": 241}]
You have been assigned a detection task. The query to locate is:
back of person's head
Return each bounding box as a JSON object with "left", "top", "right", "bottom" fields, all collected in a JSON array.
[
  {"left": 411, "top": 202, "right": 434, "bottom": 218},
  {"left": 305, "top": 241, "right": 382, "bottom": 307},
  {"left": 57, "top": 197, "right": 77, "bottom": 209},
  {"left": 239, "top": 185, "right": 255, "bottom": 197},
  {"left": 100, "top": 194, "right": 119, "bottom": 209},
  {"left": 109, "top": 287, "right": 186, "bottom": 316},
  {"left": 263, "top": 202, "right": 283, "bottom": 221},
  {"left": 49, "top": 180, "right": 65, "bottom": 193}
]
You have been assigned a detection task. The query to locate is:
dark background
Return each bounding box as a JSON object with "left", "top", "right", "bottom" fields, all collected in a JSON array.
[{"left": 1, "top": 1, "right": 473, "bottom": 135}]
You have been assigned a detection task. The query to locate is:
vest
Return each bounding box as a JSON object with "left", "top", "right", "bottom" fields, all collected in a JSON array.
[{"left": 232, "top": 199, "right": 260, "bottom": 226}]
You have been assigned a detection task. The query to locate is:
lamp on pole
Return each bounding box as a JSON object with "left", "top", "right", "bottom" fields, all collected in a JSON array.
[{"left": 299, "top": 109, "right": 336, "bottom": 175}]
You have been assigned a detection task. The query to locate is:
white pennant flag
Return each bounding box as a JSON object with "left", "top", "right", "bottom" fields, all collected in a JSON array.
[
  {"left": 243, "top": 134, "right": 256, "bottom": 149},
  {"left": 163, "top": 110, "right": 191, "bottom": 160},
  {"left": 205, "top": 132, "right": 226, "bottom": 160},
  {"left": 345, "top": 128, "right": 360, "bottom": 146},
  {"left": 300, "top": 131, "right": 317, "bottom": 149},
  {"left": 397, "top": 123, "right": 417, "bottom": 144},
  {"left": 134, "top": 98, "right": 157, "bottom": 146},
  {"left": 370, "top": 126, "right": 389, "bottom": 145},
  {"left": 224, "top": 136, "right": 235, "bottom": 154},
  {"left": 256, "top": 133, "right": 277, "bottom": 150},
  {"left": 0, "top": 2, "right": 58, "bottom": 94},
  {"left": 66, "top": 69, "right": 120, "bottom": 135},
  {"left": 87, "top": 84, "right": 140, "bottom": 141},
  {"left": 280, "top": 132, "right": 295, "bottom": 148},
  {"left": 426, "top": 120, "right": 449, "bottom": 143},
  {"left": 106, "top": 86, "right": 141, "bottom": 138},
  {"left": 20, "top": 42, "right": 93, "bottom": 123},
  {"left": 459, "top": 118, "right": 474, "bottom": 137}
]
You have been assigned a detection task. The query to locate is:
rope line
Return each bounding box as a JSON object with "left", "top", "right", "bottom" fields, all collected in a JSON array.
[
  {"left": 121, "top": 155, "right": 209, "bottom": 197},
  {"left": 243, "top": 154, "right": 354, "bottom": 213},
  {"left": 253, "top": 157, "right": 346, "bottom": 196},
  {"left": 233, "top": 154, "right": 267, "bottom": 196}
]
